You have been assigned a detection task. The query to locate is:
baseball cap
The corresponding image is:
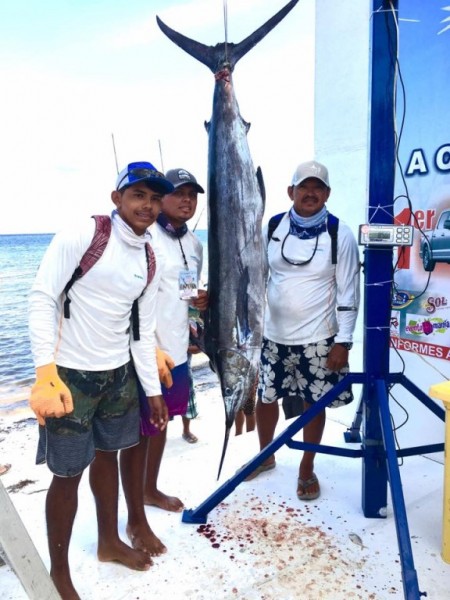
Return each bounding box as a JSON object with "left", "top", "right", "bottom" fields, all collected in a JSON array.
[
  {"left": 116, "top": 161, "right": 174, "bottom": 194},
  {"left": 291, "top": 160, "right": 330, "bottom": 188},
  {"left": 165, "top": 168, "right": 205, "bottom": 194}
]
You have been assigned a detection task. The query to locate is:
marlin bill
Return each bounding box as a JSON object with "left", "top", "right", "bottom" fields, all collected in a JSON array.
[{"left": 157, "top": 0, "right": 299, "bottom": 478}]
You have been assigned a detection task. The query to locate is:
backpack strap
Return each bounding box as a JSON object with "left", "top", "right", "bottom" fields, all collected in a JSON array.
[
  {"left": 268, "top": 210, "right": 340, "bottom": 265},
  {"left": 63, "top": 215, "right": 157, "bottom": 341},
  {"left": 131, "top": 242, "right": 157, "bottom": 341},
  {"left": 268, "top": 212, "right": 286, "bottom": 241},
  {"left": 63, "top": 215, "right": 111, "bottom": 319},
  {"left": 327, "top": 213, "right": 339, "bottom": 265}
]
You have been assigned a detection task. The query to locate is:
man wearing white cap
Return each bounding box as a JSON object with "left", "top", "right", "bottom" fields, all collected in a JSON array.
[
  {"left": 246, "top": 160, "right": 360, "bottom": 501},
  {"left": 28, "top": 161, "right": 173, "bottom": 598}
]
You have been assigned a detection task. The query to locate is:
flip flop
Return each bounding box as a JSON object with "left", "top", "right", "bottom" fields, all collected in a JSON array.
[
  {"left": 182, "top": 432, "right": 198, "bottom": 444},
  {"left": 297, "top": 474, "right": 320, "bottom": 501},
  {"left": 243, "top": 461, "right": 276, "bottom": 481}
]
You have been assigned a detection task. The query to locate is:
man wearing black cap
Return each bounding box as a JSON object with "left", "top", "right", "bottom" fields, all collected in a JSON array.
[
  {"left": 28, "top": 161, "right": 173, "bottom": 598},
  {"left": 144, "top": 168, "right": 207, "bottom": 512},
  {"left": 120, "top": 167, "right": 207, "bottom": 562}
]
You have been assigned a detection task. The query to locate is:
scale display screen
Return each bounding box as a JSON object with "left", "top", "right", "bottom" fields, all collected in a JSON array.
[{"left": 358, "top": 224, "right": 414, "bottom": 246}]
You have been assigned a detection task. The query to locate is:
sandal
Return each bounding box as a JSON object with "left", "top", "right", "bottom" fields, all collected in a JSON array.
[
  {"left": 297, "top": 474, "right": 320, "bottom": 501},
  {"left": 243, "top": 460, "right": 276, "bottom": 481},
  {"left": 182, "top": 432, "right": 198, "bottom": 444}
]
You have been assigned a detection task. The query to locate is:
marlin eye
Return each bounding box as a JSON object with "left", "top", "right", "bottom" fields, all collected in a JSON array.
[{"left": 224, "top": 387, "right": 232, "bottom": 395}]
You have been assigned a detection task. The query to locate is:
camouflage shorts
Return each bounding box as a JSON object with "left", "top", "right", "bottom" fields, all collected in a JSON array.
[{"left": 36, "top": 362, "right": 140, "bottom": 477}]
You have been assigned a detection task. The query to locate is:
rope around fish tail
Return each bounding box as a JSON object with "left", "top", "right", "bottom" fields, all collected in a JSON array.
[
  {"left": 217, "top": 425, "right": 231, "bottom": 480},
  {"left": 215, "top": 69, "right": 231, "bottom": 82}
]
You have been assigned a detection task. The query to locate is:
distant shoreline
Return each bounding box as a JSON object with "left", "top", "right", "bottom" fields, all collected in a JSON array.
[
  {"left": 0, "top": 232, "right": 55, "bottom": 237},
  {"left": 0, "top": 353, "right": 213, "bottom": 422}
]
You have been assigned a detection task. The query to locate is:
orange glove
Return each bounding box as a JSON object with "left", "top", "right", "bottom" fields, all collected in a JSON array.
[
  {"left": 30, "top": 363, "right": 73, "bottom": 426},
  {"left": 156, "top": 348, "right": 175, "bottom": 388}
]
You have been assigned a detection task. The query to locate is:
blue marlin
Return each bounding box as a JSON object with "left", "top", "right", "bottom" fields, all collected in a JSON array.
[{"left": 157, "top": 0, "right": 299, "bottom": 477}]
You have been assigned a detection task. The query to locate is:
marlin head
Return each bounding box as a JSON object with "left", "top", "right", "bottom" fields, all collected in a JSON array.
[
  {"left": 213, "top": 348, "right": 259, "bottom": 479},
  {"left": 214, "top": 349, "right": 256, "bottom": 428}
]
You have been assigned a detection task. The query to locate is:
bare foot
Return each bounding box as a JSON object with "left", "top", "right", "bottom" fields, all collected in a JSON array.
[
  {"left": 126, "top": 523, "right": 167, "bottom": 556},
  {"left": 97, "top": 539, "right": 153, "bottom": 570},
  {"left": 0, "top": 464, "right": 11, "bottom": 476},
  {"left": 144, "top": 490, "right": 184, "bottom": 512}
]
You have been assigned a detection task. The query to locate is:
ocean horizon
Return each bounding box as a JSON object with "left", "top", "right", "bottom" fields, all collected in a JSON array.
[{"left": 0, "top": 229, "right": 208, "bottom": 411}]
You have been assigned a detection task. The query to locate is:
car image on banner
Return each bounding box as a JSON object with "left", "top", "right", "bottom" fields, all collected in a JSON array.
[{"left": 419, "top": 209, "right": 450, "bottom": 272}]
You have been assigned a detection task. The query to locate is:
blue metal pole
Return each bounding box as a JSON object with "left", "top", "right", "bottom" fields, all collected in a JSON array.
[
  {"left": 376, "top": 379, "right": 421, "bottom": 599},
  {"left": 362, "top": 0, "right": 398, "bottom": 519}
]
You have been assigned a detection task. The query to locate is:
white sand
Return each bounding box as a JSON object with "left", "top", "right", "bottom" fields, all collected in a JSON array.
[{"left": 1, "top": 354, "right": 449, "bottom": 599}]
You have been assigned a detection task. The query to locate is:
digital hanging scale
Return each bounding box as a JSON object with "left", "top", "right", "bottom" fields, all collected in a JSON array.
[{"left": 358, "top": 224, "right": 414, "bottom": 246}]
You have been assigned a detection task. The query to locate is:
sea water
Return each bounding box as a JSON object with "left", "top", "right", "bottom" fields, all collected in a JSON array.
[{"left": 0, "top": 229, "right": 208, "bottom": 410}]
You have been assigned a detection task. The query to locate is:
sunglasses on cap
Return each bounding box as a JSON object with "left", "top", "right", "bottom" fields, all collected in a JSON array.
[{"left": 116, "top": 167, "right": 166, "bottom": 191}]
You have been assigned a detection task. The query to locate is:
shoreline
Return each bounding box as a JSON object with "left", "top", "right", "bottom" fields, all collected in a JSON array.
[{"left": 0, "top": 352, "right": 212, "bottom": 422}]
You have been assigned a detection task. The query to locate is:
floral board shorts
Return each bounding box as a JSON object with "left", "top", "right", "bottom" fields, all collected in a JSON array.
[{"left": 258, "top": 337, "right": 353, "bottom": 408}]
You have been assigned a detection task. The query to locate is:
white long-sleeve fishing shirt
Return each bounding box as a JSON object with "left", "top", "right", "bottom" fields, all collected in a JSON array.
[
  {"left": 263, "top": 213, "right": 360, "bottom": 346},
  {"left": 151, "top": 223, "right": 203, "bottom": 366},
  {"left": 28, "top": 217, "right": 162, "bottom": 396}
]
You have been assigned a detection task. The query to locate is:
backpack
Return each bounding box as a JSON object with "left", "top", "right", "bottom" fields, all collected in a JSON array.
[
  {"left": 268, "top": 211, "right": 339, "bottom": 265},
  {"left": 63, "top": 215, "right": 156, "bottom": 340}
]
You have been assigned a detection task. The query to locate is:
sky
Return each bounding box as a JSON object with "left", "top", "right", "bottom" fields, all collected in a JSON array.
[{"left": 0, "top": 0, "right": 314, "bottom": 234}]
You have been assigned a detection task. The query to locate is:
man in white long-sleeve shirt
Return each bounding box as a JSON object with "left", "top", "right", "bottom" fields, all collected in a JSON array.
[
  {"left": 28, "top": 161, "right": 174, "bottom": 600},
  {"left": 141, "top": 168, "right": 207, "bottom": 513},
  {"left": 246, "top": 161, "right": 360, "bottom": 502}
]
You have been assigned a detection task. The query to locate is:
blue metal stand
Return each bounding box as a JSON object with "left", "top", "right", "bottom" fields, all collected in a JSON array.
[{"left": 183, "top": 2, "right": 445, "bottom": 599}]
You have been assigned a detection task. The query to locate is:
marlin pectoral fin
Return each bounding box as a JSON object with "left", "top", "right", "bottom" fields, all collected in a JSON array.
[
  {"left": 256, "top": 166, "right": 266, "bottom": 208},
  {"left": 236, "top": 267, "right": 250, "bottom": 341},
  {"left": 242, "top": 117, "right": 251, "bottom": 134}
]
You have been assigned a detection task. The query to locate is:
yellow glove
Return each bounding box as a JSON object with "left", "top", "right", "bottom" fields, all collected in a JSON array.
[
  {"left": 30, "top": 363, "right": 74, "bottom": 426},
  {"left": 156, "top": 348, "right": 175, "bottom": 388}
]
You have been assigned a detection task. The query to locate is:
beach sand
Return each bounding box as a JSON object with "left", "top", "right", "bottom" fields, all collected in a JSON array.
[{"left": 1, "top": 351, "right": 449, "bottom": 599}]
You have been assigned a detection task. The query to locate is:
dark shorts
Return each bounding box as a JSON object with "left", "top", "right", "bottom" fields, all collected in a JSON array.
[
  {"left": 258, "top": 337, "right": 353, "bottom": 408},
  {"left": 139, "top": 361, "right": 190, "bottom": 436},
  {"left": 36, "top": 363, "right": 140, "bottom": 477}
]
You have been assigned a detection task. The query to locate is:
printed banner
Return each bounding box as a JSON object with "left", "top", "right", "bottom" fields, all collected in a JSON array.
[{"left": 391, "top": 2, "right": 450, "bottom": 357}]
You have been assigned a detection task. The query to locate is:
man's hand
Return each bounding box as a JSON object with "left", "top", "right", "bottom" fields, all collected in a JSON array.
[
  {"left": 326, "top": 344, "right": 349, "bottom": 372},
  {"left": 30, "top": 363, "right": 73, "bottom": 426},
  {"left": 147, "top": 394, "right": 168, "bottom": 431},
  {"left": 156, "top": 348, "right": 175, "bottom": 388},
  {"left": 191, "top": 289, "right": 208, "bottom": 311}
]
